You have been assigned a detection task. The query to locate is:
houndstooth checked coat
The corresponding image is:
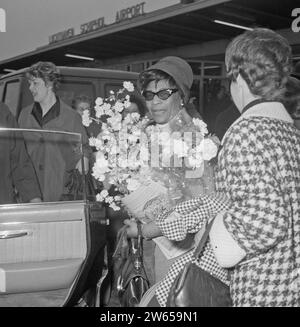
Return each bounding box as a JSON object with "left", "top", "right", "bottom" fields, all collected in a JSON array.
[
  {"left": 154, "top": 102, "right": 299, "bottom": 307},
  {"left": 215, "top": 102, "right": 300, "bottom": 307}
]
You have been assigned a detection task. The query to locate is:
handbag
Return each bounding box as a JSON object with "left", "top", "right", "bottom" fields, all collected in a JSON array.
[
  {"left": 116, "top": 222, "right": 150, "bottom": 307},
  {"left": 167, "top": 219, "right": 232, "bottom": 307}
]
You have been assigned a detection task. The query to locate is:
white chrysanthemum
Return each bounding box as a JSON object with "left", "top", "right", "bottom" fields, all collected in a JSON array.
[
  {"left": 105, "top": 109, "right": 114, "bottom": 117},
  {"left": 123, "top": 81, "right": 134, "bottom": 92},
  {"left": 107, "top": 113, "right": 122, "bottom": 131},
  {"left": 110, "top": 202, "right": 120, "bottom": 211},
  {"left": 89, "top": 137, "right": 97, "bottom": 147},
  {"left": 95, "top": 97, "right": 104, "bottom": 106},
  {"left": 105, "top": 196, "right": 114, "bottom": 204},
  {"left": 96, "top": 193, "right": 103, "bottom": 202},
  {"left": 95, "top": 105, "right": 105, "bottom": 118},
  {"left": 96, "top": 189, "right": 111, "bottom": 202},
  {"left": 111, "top": 112, "right": 122, "bottom": 122},
  {"left": 114, "top": 101, "right": 125, "bottom": 113},
  {"left": 89, "top": 137, "right": 103, "bottom": 150},
  {"left": 131, "top": 112, "right": 140, "bottom": 121},
  {"left": 193, "top": 118, "right": 208, "bottom": 136},
  {"left": 201, "top": 138, "right": 218, "bottom": 161},
  {"left": 93, "top": 170, "right": 106, "bottom": 182},
  {"left": 102, "top": 102, "right": 112, "bottom": 114},
  {"left": 92, "top": 154, "right": 110, "bottom": 181},
  {"left": 100, "top": 189, "right": 109, "bottom": 198},
  {"left": 82, "top": 110, "right": 92, "bottom": 127},
  {"left": 187, "top": 152, "right": 204, "bottom": 168},
  {"left": 132, "top": 126, "right": 142, "bottom": 135},
  {"left": 124, "top": 100, "right": 131, "bottom": 109},
  {"left": 196, "top": 138, "right": 218, "bottom": 161}
]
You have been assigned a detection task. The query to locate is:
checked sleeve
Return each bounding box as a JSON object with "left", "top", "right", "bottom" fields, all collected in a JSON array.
[{"left": 156, "top": 193, "right": 230, "bottom": 242}]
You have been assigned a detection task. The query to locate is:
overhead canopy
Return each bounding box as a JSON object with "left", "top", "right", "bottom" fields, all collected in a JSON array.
[{"left": 0, "top": 0, "right": 298, "bottom": 73}]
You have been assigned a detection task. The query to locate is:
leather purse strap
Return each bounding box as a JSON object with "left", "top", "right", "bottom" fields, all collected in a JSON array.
[
  {"left": 136, "top": 221, "right": 143, "bottom": 258},
  {"left": 192, "top": 218, "right": 215, "bottom": 261}
]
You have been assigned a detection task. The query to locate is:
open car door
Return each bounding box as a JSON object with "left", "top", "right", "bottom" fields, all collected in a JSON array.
[{"left": 0, "top": 128, "right": 107, "bottom": 307}]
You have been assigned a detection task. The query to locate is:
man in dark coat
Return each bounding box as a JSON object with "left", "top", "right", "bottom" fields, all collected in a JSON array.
[{"left": 0, "top": 102, "right": 42, "bottom": 204}]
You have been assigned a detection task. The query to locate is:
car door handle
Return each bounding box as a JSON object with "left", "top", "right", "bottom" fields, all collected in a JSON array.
[{"left": 0, "top": 230, "right": 30, "bottom": 239}]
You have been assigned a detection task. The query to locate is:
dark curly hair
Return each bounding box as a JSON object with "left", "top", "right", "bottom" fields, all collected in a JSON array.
[
  {"left": 225, "top": 28, "right": 292, "bottom": 101},
  {"left": 26, "top": 61, "right": 61, "bottom": 93}
]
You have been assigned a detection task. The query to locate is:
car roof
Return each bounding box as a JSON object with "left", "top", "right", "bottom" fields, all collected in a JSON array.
[{"left": 0, "top": 66, "right": 139, "bottom": 79}]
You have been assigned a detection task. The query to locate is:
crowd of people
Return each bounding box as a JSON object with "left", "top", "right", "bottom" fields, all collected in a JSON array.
[{"left": 0, "top": 27, "right": 299, "bottom": 307}]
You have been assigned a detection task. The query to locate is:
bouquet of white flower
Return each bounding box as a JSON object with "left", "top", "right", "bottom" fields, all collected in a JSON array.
[
  {"left": 82, "top": 82, "right": 219, "bottom": 217},
  {"left": 82, "top": 82, "right": 150, "bottom": 210}
]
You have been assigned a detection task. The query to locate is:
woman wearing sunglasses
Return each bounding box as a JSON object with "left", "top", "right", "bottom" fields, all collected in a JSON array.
[
  {"left": 139, "top": 56, "right": 194, "bottom": 127},
  {"left": 137, "top": 57, "right": 195, "bottom": 287},
  {"left": 141, "top": 56, "right": 195, "bottom": 282},
  {"left": 123, "top": 57, "right": 222, "bottom": 306}
]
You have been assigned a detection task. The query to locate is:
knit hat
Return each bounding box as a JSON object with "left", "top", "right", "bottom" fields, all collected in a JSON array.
[{"left": 145, "top": 56, "right": 193, "bottom": 104}]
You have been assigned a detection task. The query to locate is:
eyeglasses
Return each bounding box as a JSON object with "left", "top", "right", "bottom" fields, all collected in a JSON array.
[{"left": 142, "top": 88, "right": 178, "bottom": 101}]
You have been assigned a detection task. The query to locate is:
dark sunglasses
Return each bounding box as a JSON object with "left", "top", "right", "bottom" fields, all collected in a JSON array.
[{"left": 142, "top": 88, "right": 178, "bottom": 101}]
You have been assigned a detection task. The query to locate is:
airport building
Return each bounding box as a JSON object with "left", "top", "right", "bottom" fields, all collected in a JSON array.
[{"left": 0, "top": 0, "right": 299, "bottom": 118}]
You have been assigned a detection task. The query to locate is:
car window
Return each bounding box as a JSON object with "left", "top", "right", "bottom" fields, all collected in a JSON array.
[
  {"left": 57, "top": 81, "right": 95, "bottom": 108},
  {"left": 3, "top": 80, "right": 21, "bottom": 117},
  {"left": 104, "top": 83, "right": 124, "bottom": 97},
  {"left": 0, "top": 128, "right": 87, "bottom": 205}
]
